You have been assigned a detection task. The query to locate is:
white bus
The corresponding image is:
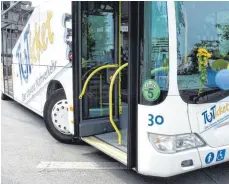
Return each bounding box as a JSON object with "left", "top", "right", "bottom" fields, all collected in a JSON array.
[{"left": 1, "top": 1, "right": 229, "bottom": 177}]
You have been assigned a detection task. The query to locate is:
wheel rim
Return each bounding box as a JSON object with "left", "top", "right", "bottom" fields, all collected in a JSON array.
[{"left": 51, "top": 99, "right": 71, "bottom": 135}]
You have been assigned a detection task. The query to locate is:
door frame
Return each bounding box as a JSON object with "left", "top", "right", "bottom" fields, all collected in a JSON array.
[
  {"left": 72, "top": 1, "right": 139, "bottom": 170},
  {"left": 72, "top": 1, "right": 81, "bottom": 137},
  {"left": 72, "top": 1, "right": 120, "bottom": 137},
  {"left": 127, "top": 1, "right": 140, "bottom": 170}
]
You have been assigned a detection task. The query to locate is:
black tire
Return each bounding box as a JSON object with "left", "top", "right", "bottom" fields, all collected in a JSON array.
[
  {"left": 1, "top": 92, "right": 9, "bottom": 100},
  {"left": 44, "top": 88, "right": 78, "bottom": 144}
]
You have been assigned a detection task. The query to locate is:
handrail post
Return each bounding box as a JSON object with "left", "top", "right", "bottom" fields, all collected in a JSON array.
[
  {"left": 109, "top": 63, "right": 128, "bottom": 145},
  {"left": 79, "top": 64, "right": 118, "bottom": 99},
  {"left": 118, "top": 1, "right": 122, "bottom": 115}
]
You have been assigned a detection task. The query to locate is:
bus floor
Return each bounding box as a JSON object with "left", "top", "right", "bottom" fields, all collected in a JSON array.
[{"left": 95, "top": 128, "right": 128, "bottom": 153}]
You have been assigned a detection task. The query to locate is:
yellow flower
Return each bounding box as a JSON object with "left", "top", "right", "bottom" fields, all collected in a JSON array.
[{"left": 197, "top": 48, "right": 212, "bottom": 58}]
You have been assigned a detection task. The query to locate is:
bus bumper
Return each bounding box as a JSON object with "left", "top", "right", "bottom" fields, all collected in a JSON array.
[{"left": 138, "top": 143, "right": 229, "bottom": 177}]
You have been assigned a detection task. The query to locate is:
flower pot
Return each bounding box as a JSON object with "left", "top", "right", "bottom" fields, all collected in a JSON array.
[
  {"left": 215, "top": 69, "right": 229, "bottom": 90},
  {"left": 205, "top": 68, "right": 217, "bottom": 88}
]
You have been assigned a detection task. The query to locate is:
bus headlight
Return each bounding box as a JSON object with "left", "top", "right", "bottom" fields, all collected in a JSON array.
[{"left": 148, "top": 133, "right": 205, "bottom": 154}]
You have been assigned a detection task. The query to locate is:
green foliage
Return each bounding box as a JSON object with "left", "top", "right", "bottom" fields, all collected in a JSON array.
[
  {"left": 82, "top": 12, "right": 111, "bottom": 59},
  {"left": 88, "top": 13, "right": 111, "bottom": 58},
  {"left": 175, "top": 2, "right": 185, "bottom": 60},
  {"left": 224, "top": 55, "right": 229, "bottom": 60},
  {"left": 175, "top": 2, "right": 185, "bottom": 35},
  {"left": 216, "top": 24, "right": 229, "bottom": 40},
  {"left": 211, "top": 59, "right": 229, "bottom": 71},
  {"left": 197, "top": 56, "right": 208, "bottom": 95},
  {"left": 82, "top": 15, "right": 96, "bottom": 59},
  {"left": 212, "top": 50, "right": 222, "bottom": 60}
]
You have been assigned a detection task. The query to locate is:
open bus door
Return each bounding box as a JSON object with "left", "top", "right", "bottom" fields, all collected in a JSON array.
[{"left": 72, "top": 1, "right": 139, "bottom": 169}]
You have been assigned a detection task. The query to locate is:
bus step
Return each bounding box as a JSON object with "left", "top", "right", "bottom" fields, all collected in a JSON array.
[{"left": 81, "top": 136, "right": 127, "bottom": 165}]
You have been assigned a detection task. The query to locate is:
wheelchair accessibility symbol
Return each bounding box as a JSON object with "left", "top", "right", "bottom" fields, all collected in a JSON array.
[{"left": 216, "top": 149, "right": 226, "bottom": 162}]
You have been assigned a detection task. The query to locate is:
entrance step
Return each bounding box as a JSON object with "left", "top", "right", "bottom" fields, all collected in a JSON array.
[
  {"left": 96, "top": 130, "right": 127, "bottom": 152},
  {"left": 81, "top": 136, "right": 127, "bottom": 165}
]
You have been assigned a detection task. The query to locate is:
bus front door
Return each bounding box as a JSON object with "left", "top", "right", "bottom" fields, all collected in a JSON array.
[{"left": 72, "top": 1, "right": 139, "bottom": 168}]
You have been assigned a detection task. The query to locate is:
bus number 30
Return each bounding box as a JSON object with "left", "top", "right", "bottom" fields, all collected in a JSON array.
[{"left": 148, "top": 114, "right": 164, "bottom": 126}]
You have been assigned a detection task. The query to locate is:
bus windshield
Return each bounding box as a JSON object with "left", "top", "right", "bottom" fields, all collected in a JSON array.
[{"left": 175, "top": 2, "right": 229, "bottom": 104}]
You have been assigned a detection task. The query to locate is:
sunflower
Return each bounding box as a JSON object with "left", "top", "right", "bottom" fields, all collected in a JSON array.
[{"left": 197, "top": 48, "right": 212, "bottom": 58}]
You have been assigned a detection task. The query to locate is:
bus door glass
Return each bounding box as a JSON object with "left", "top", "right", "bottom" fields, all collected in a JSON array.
[{"left": 81, "top": 2, "right": 116, "bottom": 120}]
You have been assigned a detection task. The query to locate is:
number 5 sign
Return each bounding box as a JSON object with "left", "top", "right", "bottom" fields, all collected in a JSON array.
[{"left": 142, "top": 79, "right": 161, "bottom": 102}]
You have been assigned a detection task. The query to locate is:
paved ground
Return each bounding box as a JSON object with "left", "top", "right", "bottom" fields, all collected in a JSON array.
[{"left": 1, "top": 99, "right": 229, "bottom": 184}]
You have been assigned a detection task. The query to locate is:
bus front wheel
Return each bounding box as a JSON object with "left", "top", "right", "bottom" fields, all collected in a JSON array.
[{"left": 43, "top": 88, "right": 74, "bottom": 144}]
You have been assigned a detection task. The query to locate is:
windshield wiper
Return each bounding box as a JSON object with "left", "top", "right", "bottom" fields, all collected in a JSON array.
[{"left": 189, "top": 88, "right": 221, "bottom": 103}]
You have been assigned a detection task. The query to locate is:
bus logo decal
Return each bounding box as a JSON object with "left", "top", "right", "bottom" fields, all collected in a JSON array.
[
  {"left": 17, "top": 24, "right": 31, "bottom": 84},
  {"left": 200, "top": 103, "right": 229, "bottom": 131},
  {"left": 16, "top": 12, "right": 54, "bottom": 85},
  {"left": 202, "top": 105, "right": 216, "bottom": 124}
]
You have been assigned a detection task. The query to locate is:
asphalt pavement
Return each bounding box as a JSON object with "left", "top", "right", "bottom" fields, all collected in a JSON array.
[{"left": 1, "top": 99, "right": 229, "bottom": 184}]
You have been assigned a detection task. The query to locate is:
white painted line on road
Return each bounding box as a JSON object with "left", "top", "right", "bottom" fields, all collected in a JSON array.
[{"left": 37, "top": 161, "right": 127, "bottom": 170}]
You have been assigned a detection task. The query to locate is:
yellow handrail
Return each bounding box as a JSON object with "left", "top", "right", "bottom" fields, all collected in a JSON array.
[
  {"left": 79, "top": 64, "right": 118, "bottom": 99},
  {"left": 109, "top": 63, "right": 128, "bottom": 145},
  {"left": 82, "top": 62, "right": 110, "bottom": 80},
  {"left": 151, "top": 67, "right": 169, "bottom": 76},
  {"left": 118, "top": 1, "right": 122, "bottom": 115},
  {"left": 100, "top": 74, "right": 102, "bottom": 116}
]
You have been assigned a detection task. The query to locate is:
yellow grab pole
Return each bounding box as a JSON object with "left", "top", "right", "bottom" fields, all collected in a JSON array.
[
  {"left": 109, "top": 63, "right": 128, "bottom": 145},
  {"left": 151, "top": 67, "right": 169, "bottom": 76},
  {"left": 79, "top": 64, "right": 118, "bottom": 99},
  {"left": 100, "top": 74, "right": 102, "bottom": 116},
  {"left": 118, "top": 1, "right": 122, "bottom": 115}
]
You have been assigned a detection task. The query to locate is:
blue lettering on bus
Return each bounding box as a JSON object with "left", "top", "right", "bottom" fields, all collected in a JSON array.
[
  {"left": 202, "top": 105, "right": 216, "bottom": 124},
  {"left": 148, "top": 114, "right": 164, "bottom": 126},
  {"left": 16, "top": 24, "right": 31, "bottom": 84}
]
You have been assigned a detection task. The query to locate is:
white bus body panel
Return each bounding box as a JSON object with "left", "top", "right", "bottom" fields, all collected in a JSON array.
[
  {"left": 137, "top": 95, "right": 229, "bottom": 177},
  {"left": 12, "top": 0, "right": 72, "bottom": 115},
  {"left": 188, "top": 97, "right": 229, "bottom": 148},
  {"left": 137, "top": 96, "right": 201, "bottom": 177}
]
